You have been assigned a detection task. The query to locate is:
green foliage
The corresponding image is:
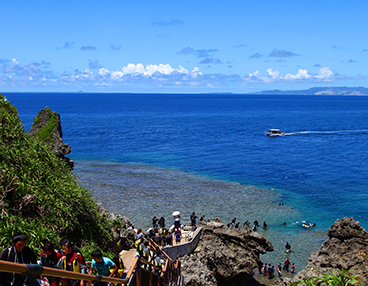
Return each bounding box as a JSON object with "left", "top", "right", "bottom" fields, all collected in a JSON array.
[
  {"left": 290, "top": 269, "right": 360, "bottom": 286},
  {"left": 0, "top": 94, "right": 126, "bottom": 257},
  {"left": 32, "top": 107, "right": 59, "bottom": 142}
]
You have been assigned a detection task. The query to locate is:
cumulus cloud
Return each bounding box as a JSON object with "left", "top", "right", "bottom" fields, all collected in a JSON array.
[
  {"left": 58, "top": 41, "right": 74, "bottom": 49},
  {"left": 81, "top": 45, "right": 97, "bottom": 51},
  {"left": 269, "top": 48, "right": 299, "bottom": 57},
  {"left": 245, "top": 67, "right": 336, "bottom": 83},
  {"left": 177, "top": 47, "right": 218, "bottom": 58},
  {"left": 88, "top": 60, "right": 102, "bottom": 69},
  {"left": 249, "top": 53, "right": 262, "bottom": 59},
  {"left": 151, "top": 18, "right": 183, "bottom": 26},
  {"left": 177, "top": 47, "right": 222, "bottom": 64},
  {"left": 0, "top": 57, "right": 358, "bottom": 90}
]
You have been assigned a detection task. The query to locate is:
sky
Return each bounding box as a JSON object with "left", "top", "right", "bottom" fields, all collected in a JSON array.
[{"left": 1, "top": 0, "right": 368, "bottom": 93}]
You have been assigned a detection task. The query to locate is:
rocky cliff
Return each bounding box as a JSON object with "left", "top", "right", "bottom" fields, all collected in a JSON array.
[
  {"left": 28, "top": 107, "right": 74, "bottom": 168},
  {"left": 273, "top": 217, "right": 368, "bottom": 286},
  {"left": 180, "top": 219, "right": 274, "bottom": 286}
]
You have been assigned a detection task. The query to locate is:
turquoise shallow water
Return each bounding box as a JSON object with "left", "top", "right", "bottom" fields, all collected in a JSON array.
[
  {"left": 5, "top": 92, "right": 368, "bottom": 272},
  {"left": 75, "top": 160, "right": 327, "bottom": 270}
]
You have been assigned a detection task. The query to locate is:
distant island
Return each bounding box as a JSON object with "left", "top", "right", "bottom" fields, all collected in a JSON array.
[{"left": 255, "top": 86, "right": 368, "bottom": 95}]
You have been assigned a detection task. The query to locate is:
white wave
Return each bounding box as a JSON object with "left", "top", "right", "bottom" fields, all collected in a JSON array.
[{"left": 285, "top": 129, "right": 368, "bottom": 136}]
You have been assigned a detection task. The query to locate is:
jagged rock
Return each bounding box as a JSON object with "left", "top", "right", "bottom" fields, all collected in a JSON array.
[
  {"left": 278, "top": 217, "right": 368, "bottom": 286},
  {"left": 28, "top": 107, "right": 74, "bottom": 168},
  {"left": 180, "top": 218, "right": 274, "bottom": 286}
]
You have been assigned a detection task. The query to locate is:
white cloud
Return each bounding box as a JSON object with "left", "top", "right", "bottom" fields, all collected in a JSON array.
[
  {"left": 245, "top": 67, "right": 336, "bottom": 83},
  {"left": 315, "top": 67, "right": 334, "bottom": 81},
  {"left": 0, "top": 58, "right": 357, "bottom": 91},
  {"left": 284, "top": 69, "right": 311, "bottom": 81}
]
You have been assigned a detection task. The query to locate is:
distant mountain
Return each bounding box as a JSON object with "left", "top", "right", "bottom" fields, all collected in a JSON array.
[{"left": 255, "top": 86, "right": 368, "bottom": 95}]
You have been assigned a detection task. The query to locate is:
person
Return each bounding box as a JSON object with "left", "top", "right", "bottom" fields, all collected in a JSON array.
[
  {"left": 166, "top": 232, "right": 173, "bottom": 246},
  {"left": 263, "top": 221, "right": 268, "bottom": 229},
  {"left": 158, "top": 216, "right": 165, "bottom": 228},
  {"left": 88, "top": 250, "right": 117, "bottom": 286},
  {"left": 190, "top": 212, "right": 198, "bottom": 228},
  {"left": 277, "top": 263, "right": 282, "bottom": 277},
  {"left": 148, "top": 228, "right": 155, "bottom": 239},
  {"left": 39, "top": 241, "right": 62, "bottom": 286},
  {"left": 291, "top": 263, "right": 295, "bottom": 273},
  {"left": 252, "top": 223, "right": 257, "bottom": 231},
  {"left": 258, "top": 261, "right": 263, "bottom": 274},
  {"left": 57, "top": 239, "right": 86, "bottom": 286},
  {"left": 262, "top": 264, "right": 267, "bottom": 276},
  {"left": 199, "top": 215, "right": 205, "bottom": 221},
  {"left": 254, "top": 220, "right": 260, "bottom": 227},
  {"left": 112, "top": 254, "right": 125, "bottom": 279},
  {"left": 174, "top": 215, "right": 181, "bottom": 230},
  {"left": 174, "top": 228, "right": 181, "bottom": 244},
  {"left": 152, "top": 216, "right": 158, "bottom": 228},
  {"left": 285, "top": 241, "right": 291, "bottom": 252},
  {"left": 234, "top": 222, "right": 240, "bottom": 229},
  {"left": 135, "top": 228, "right": 144, "bottom": 242},
  {"left": 268, "top": 264, "right": 274, "bottom": 278},
  {"left": 137, "top": 239, "right": 145, "bottom": 256},
  {"left": 284, "top": 258, "right": 290, "bottom": 272},
  {"left": 231, "top": 217, "right": 236, "bottom": 226},
  {"left": 151, "top": 248, "right": 163, "bottom": 275},
  {"left": 59, "top": 238, "right": 86, "bottom": 266},
  {"left": 0, "top": 232, "right": 37, "bottom": 286}
]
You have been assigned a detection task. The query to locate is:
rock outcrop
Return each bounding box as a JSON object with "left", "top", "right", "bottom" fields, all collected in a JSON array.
[
  {"left": 28, "top": 107, "right": 74, "bottom": 168},
  {"left": 101, "top": 209, "right": 136, "bottom": 252},
  {"left": 275, "top": 217, "right": 368, "bottom": 286},
  {"left": 180, "top": 219, "right": 274, "bottom": 286}
]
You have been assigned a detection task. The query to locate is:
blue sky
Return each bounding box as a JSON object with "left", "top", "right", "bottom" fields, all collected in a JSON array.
[{"left": 1, "top": 0, "right": 368, "bottom": 93}]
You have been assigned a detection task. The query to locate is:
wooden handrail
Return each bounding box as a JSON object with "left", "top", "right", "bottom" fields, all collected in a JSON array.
[
  {"left": 0, "top": 260, "right": 126, "bottom": 284},
  {"left": 125, "top": 256, "right": 140, "bottom": 280},
  {"left": 149, "top": 240, "right": 172, "bottom": 261}
]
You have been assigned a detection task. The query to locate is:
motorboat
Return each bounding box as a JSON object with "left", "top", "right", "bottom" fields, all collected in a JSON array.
[{"left": 265, "top": 129, "right": 285, "bottom": 137}]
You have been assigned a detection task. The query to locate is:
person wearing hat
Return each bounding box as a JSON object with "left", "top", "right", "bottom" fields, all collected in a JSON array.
[{"left": 0, "top": 231, "right": 37, "bottom": 286}]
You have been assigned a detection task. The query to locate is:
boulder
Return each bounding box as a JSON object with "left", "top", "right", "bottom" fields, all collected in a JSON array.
[
  {"left": 180, "top": 218, "right": 274, "bottom": 286},
  {"left": 28, "top": 107, "right": 74, "bottom": 168}
]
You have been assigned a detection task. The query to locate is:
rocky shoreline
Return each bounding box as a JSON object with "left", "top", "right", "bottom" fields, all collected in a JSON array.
[
  {"left": 180, "top": 219, "right": 273, "bottom": 286},
  {"left": 177, "top": 217, "right": 368, "bottom": 286}
]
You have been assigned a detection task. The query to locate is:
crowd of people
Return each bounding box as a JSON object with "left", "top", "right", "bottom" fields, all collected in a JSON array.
[
  {"left": 226, "top": 218, "right": 268, "bottom": 231},
  {"left": 258, "top": 258, "right": 296, "bottom": 278},
  {"left": 0, "top": 232, "right": 124, "bottom": 286}
]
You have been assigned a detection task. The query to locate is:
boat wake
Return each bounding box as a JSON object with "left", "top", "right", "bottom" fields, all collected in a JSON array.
[{"left": 284, "top": 129, "right": 368, "bottom": 136}]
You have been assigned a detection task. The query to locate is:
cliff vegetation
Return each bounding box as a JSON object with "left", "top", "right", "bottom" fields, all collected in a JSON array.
[{"left": 0, "top": 94, "right": 131, "bottom": 258}]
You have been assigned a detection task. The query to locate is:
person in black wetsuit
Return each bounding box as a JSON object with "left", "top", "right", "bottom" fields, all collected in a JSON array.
[{"left": 0, "top": 232, "right": 37, "bottom": 286}]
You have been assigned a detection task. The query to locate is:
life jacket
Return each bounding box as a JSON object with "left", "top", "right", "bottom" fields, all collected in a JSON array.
[
  {"left": 40, "top": 250, "right": 59, "bottom": 268},
  {"left": 63, "top": 252, "right": 81, "bottom": 273},
  {"left": 142, "top": 247, "right": 149, "bottom": 260},
  {"left": 137, "top": 242, "right": 144, "bottom": 256},
  {"left": 135, "top": 239, "right": 141, "bottom": 248},
  {"left": 153, "top": 255, "right": 161, "bottom": 267},
  {"left": 110, "top": 257, "right": 125, "bottom": 278}
]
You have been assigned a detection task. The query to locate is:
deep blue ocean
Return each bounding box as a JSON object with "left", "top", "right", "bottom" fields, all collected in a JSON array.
[{"left": 4, "top": 92, "right": 368, "bottom": 271}]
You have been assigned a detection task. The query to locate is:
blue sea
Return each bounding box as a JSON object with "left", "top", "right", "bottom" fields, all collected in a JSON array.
[{"left": 4, "top": 92, "right": 368, "bottom": 272}]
